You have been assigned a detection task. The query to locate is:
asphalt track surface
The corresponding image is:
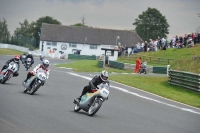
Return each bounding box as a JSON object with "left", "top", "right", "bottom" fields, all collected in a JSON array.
[{"left": 0, "top": 55, "right": 200, "bottom": 133}]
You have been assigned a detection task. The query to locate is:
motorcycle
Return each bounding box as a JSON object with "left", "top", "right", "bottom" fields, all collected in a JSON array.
[
  {"left": 20, "top": 54, "right": 26, "bottom": 64},
  {"left": 23, "top": 69, "right": 47, "bottom": 95},
  {"left": 139, "top": 61, "right": 147, "bottom": 74},
  {"left": 40, "top": 55, "right": 44, "bottom": 61},
  {"left": 25, "top": 58, "right": 32, "bottom": 71},
  {"left": 73, "top": 83, "right": 110, "bottom": 116},
  {"left": 0, "top": 61, "right": 19, "bottom": 84}
]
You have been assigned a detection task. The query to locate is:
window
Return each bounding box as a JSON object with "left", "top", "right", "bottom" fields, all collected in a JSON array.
[
  {"left": 69, "top": 43, "right": 77, "bottom": 48},
  {"left": 52, "top": 42, "right": 57, "bottom": 46},
  {"left": 90, "top": 45, "right": 97, "bottom": 49},
  {"left": 47, "top": 42, "right": 51, "bottom": 45}
]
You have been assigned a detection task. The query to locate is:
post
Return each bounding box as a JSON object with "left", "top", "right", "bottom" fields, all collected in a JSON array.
[{"left": 167, "top": 65, "right": 170, "bottom": 77}]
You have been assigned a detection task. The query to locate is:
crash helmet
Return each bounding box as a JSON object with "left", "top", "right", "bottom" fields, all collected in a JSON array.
[
  {"left": 42, "top": 59, "right": 50, "bottom": 68},
  {"left": 99, "top": 70, "right": 109, "bottom": 82},
  {"left": 14, "top": 55, "right": 20, "bottom": 63}
]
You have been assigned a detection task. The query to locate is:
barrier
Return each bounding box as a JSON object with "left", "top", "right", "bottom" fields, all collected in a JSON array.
[
  {"left": 98, "top": 61, "right": 104, "bottom": 68},
  {"left": 109, "top": 61, "right": 124, "bottom": 70},
  {"left": 168, "top": 70, "right": 200, "bottom": 91},
  {"left": 68, "top": 54, "right": 96, "bottom": 60}
]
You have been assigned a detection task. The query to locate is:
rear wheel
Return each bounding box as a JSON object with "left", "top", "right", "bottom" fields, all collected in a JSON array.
[{"left": 88, "top": 98, "right": 102, "bottom": 116}]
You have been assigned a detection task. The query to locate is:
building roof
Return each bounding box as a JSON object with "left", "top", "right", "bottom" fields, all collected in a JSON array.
[{"left": 40, "top": 23, "right": 143, "bottom": 46}]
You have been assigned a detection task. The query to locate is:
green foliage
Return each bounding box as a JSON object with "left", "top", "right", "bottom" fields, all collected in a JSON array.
[
  {"left": 31, "top": 16, "right": 62, "bottom": 48},
  {"left": 0, "top": 18, "right": 10, "bottom": 43},
  {"left": 12, "top": 16, "right": 62, "bottom": 48},
  {"left": 133, "top": 7, "right": 170, "bottom": 41},
  {"left": 71, "top": 23, "right": 88, "bottom": 27},
  {"left": 14, "top": 19, "right": 32, "bottom": 38}
]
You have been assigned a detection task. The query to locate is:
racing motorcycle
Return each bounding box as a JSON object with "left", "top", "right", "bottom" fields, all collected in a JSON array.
[
  {"left": 20, "top": 54, "right": 26, "bottom": 64},
  {"left": 25, "top": 58, "right": 32, "bottom": 71},
  {"left": 0, "top": 61, "right": 19, "bottom": 84},
  {"left": 73, "top": 83, "right": 110, "bottom": 116},
  {"left": 40, "top": 55, "right": 44, "bottom": 61},
  {"left": 23, "top": 69, "right": 47, "bottom": 95}
]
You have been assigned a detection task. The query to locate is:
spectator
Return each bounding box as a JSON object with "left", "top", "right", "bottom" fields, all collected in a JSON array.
[
  {"left": 144, "top": 41, "right": 148, "bottom": 52},
  {"left": 136, "top": 42, "right": 141, "bottom": 52},
  {"left": 141, "top": 41, "right": 144, "bottom": 51},
  {"left": 131, "top": 44, "right": 134, "bottom": 54},
  {"left": 134, "top": 57, "right": 141, "bottom": 73}
]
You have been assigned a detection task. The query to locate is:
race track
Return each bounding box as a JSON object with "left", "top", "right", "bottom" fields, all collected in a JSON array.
[{"left": 0, "top": 55, "right": 200, "bottom": 133}]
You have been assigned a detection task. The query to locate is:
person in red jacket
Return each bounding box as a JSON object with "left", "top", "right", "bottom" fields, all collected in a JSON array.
[{"left": 134, "top": 57, "right": 141, "bottom": 73}]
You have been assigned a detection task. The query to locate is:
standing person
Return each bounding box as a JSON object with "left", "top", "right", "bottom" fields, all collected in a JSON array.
[
  {"left": 144, "top": 41, "right": 148, "bottom": 52},
  {"left": 134, "top": 57, "right": 141, "bottom": 73},
  {"left": 75, "top": 70, "right": 109, "bottom": 102}
]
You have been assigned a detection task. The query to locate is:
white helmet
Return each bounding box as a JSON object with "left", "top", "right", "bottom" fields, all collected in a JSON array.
[
  {"left": 100, "top": 70, "right": 109, "bottom": 81},
  {"left": 42, "top": 59, "right": 49, "bottom": 68}
]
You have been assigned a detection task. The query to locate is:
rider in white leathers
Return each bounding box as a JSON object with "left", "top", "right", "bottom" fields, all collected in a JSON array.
[{"left": 23, "top": 59, "right": 50, "bottom": 84}]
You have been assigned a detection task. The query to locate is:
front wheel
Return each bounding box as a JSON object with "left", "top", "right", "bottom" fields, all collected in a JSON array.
[
  {"left": 1, "top": 74, "right": 9, "bottom": 84},
  {"left": 88, "top": 98, "right": 103, "bottom": 116},
  {"left": 74, "top": 103, "right": 81, "bottom": 112},
  {"left": 30, "top": 82, "right": 40, "bottom": 95}
]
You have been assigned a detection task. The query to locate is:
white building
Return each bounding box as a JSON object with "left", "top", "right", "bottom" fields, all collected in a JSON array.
[{"left": 39, "top": 23, "right": 143, "bottom": 60}]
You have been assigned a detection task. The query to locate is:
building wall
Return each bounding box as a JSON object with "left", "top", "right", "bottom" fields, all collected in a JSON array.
[{"left": 39, "top": 41, "right": 118, "bottom": 60}]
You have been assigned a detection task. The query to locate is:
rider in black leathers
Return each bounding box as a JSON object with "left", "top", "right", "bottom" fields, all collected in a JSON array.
[
  {"left": 77, "top": 70, "right": 109, "bottom": 101},
  {"left": 25, "top": 53, "right": 34, "bottom": 66},
  {"left": 1, "top": 55, "right": 20, "bottom": 77}
]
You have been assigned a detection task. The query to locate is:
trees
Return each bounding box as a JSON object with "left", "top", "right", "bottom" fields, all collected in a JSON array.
[
  {"left": 133, "top": 7, "right": 170, "bottom": 41},
  {"left": 71, "top": 16, "right": 88, "bottom": 27},
  {"left": 13, "top": 16, "right": 61, "bottom": 48},
  {"left": 31, "top": 16, "right": 62, "bottom": 47},
  {"left": 14, "top": 19, "right": 32, "bottom": 38},
  {"left": 0, "top": 18, "right": 10, "bottom": 43}
]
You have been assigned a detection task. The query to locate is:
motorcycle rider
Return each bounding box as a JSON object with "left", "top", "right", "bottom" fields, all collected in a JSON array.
[
  {"left": 76, "top": 70, "right": 109, "bottom": 102},
  {"left": 23, "top": 59, "right": 50, "bottom": 84},
  {"left": 20, "top": 52, "right": 27, "bottom": 59},
  {"left": 1, "top": 55, "right": 20, "bottom": 77},
  {"left": 25, "top": 52, "right": 34, "bottom": 66}
]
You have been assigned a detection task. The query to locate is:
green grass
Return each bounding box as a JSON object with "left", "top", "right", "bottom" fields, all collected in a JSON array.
[
  {"left": 0, "top": 48, "right": 24, "bottom": 55},
  {"left": 109, "top": 75, "right": 200, "bottom": 108},
  {"left": 55, "top": 60, "right": 133, "bottom": 73},
  {"left": 118, "top": 43, "right": 200, "bottom": 73}
]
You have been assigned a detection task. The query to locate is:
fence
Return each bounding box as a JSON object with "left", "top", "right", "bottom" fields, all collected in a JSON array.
[
  {"left": 1, "top": 36, "right": 36, "bottom": 50},
  {"left": 109, "top": 61, "right": 124, "bottom": 70},
  {"left": 68, "top": 54, "right": 96, "bottom": 60},
  {"left": 124, "top": 55, "right": 175, "bottom": 65},
  {"left": 168, "top": 70, "right": 200, "bottom": 91}
]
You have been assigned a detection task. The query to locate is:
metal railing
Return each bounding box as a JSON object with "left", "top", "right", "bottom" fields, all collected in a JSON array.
[
  {"left": 168, "top": 70, "right": 200, "bottom": 92},
  {"left": 124, "top": 55, "right": 175, "bottom": 65}
]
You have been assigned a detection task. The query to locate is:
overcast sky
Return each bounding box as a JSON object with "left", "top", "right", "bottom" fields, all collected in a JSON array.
[{"left": 0, "top": 0, "right": 200, "bottom": 40}]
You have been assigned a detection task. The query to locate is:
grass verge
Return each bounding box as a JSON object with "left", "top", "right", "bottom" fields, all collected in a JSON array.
[
  {"left": 55, "top": 60, "right": 133, "bottom": 73},
  {"left": 0, "top": 48, "right": 24, "bottom": 55},
  {"left": 109, "top": 74, "right": 200, "bottom": 108}
]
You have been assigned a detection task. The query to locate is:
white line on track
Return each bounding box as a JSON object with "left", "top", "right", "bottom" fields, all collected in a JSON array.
[{"left": 53, "top": 70, "right": 200, "bottom": 115}]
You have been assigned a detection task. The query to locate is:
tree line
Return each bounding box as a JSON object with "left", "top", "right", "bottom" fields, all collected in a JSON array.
[{"left": 3, "top": 7, "right": 199, "bottom": 48}]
